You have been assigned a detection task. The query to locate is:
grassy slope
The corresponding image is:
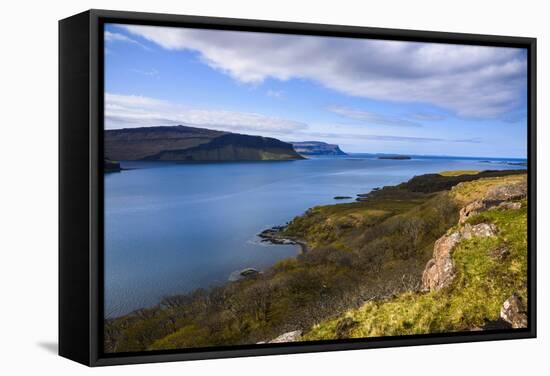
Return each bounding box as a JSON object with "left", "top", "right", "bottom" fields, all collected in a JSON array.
[
  {"left": 438, "top": 170, "right": 480, "bottom": 176},
  {"left": 304, "top": 175, "right": 527, "bottom": 340}
]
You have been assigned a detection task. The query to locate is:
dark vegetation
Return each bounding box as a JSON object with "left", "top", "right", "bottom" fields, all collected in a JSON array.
[
  {"left": 104, "top": 169, "right": 525, "bottom": 352},
  {"left": 104, "top": 159, "right": 121, "bottom": 173},
  {"left": 392, "top": 169, "right": 525, "bottom": 193}
]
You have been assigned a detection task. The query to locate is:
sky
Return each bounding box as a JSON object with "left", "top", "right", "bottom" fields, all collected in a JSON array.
[{"left": 104, "top": 23, "right": 528, "bottom": 158}]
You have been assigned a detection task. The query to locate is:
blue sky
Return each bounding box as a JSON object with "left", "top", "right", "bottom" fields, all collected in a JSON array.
[{"left": 104, "top": 23, "right": 528, "bottom": 158}]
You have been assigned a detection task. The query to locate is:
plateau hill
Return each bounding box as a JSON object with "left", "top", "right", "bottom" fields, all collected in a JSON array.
[
  {"left": 104, "top": 125, "right": 304, "bottom": 161},
  {"left": 291, "top": 141, "right": 347, "bottom": 156}
]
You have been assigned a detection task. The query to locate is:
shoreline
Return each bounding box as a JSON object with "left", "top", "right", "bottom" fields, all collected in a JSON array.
[{"left": 258, "top": 225, "right": 309, "bottom": 253}]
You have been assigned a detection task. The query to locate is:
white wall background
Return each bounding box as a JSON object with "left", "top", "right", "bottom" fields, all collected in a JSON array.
[{"left": 0, "top": 0, "right": 547, "bottom": 374}]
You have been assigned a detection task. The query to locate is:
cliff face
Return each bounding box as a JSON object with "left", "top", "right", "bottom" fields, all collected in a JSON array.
[
  {"left": 104, "top": 125, "right": 303, "bottom": 161},
  {"left": 291, "top": 141, "right": 347, "bottom": 156}
]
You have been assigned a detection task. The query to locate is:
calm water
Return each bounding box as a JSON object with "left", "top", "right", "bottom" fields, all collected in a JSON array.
[{"left": 104, "top": 155, "right": 526, "bottom": 317}]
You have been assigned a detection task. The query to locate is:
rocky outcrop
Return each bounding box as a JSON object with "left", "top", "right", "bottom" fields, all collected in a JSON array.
[
  {"left": 422, "top": 223, "right": 497, "bottom": 291},
  {"left": 459, "top": 179, "right": 527, "bottom": 224},
  {"left": 459, "top": 200, "right": 486, "bottom": 224},
  {"left": 268, "top": 330, "right": 302, "bottom": 343},
  {"left": 461, "top": 223, "right": 498, "bottom": 239},
  {"left": 258, "top": 226, "right": 308, "bottom": 253},
  {"left": 423, "top": 178, "right": 526, "bottom": 292},
  {"left": 228, "top": 268, "right": 261, "bottom": 281},
  {"left": 486, "top": 180, "right": 528, "bottom": 202},
  {"left": 500, "top": 294, "right": 528, "bottom": 328}
]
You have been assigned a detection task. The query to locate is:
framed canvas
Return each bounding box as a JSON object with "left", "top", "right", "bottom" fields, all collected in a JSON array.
[{"left": 59, "top": 9, "right": 537, "bottom": 366}]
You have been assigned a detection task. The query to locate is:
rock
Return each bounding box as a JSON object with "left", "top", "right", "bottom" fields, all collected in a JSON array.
[
  {"left": 240, "top": 268, "right": 260, "bottom": 277},
  {"left": 486, "top": 180, "right": 527, "bottom": 202},
  {"left": 497, "top": 201, "right": 522, "bottom": 210},
  {"left": 228, "top": 267, "right": 261, "bottom": 281},
  {"left": 459, "top": 199, "right": 485, "bottom": 224},
  {"left": 500, "top": 294, "right": 528, "bottom": 328},
  {"left": 269, "top": 330, "right": 302, "bottom": 343},
  {"left": 422, "top": 222, "right": 498, "bottom": 291},
  {"left": 334, "top": 196, "right": 353, "bottom": 200},
  {"left": 458, "top": 179, "right": 526, "bottom": 224},
  {"left": 460, "top": 223, "right": 498, "bottom": 239},
  {"left": 335, "top": 317, "right": 358, "bottom": 339},
  {"left": 489, "top": 245, "right": 510, "bottom": 260},
  {"left": 422, "top": 231, "right": 461, "bottom": 291}
]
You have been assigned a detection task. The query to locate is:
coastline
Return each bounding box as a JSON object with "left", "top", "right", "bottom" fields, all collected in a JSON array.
[
  {"left": 258, "top": 225, "right": 309, "bottom": 253},
  {"left": 104, "top": 168, "right": 528, "bottom": 352}
]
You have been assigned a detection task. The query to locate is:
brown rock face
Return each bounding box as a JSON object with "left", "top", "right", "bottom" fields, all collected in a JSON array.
[
  {"left": 459, "top": 200, "right": 486, "bottom": 224},
  {"left": 460, "top": 223, "right": 498, "bottom": 239},
  {"left": 422, "top": 223, "right": 497, "bottom": 291},
  {"left": 422, "top": 177, "right": 526, "bottom": 295},
  {"left": 422, "top": 232, "right": 461, "bottom": 291},
  {"left": 268, "top": 330, "right": 302, "bottom": 343},
  {"left": 458, "top": 179, "right": 526, "bottom": 224},
  {"left": 500, "top": 294, "right": 528, "bottom": 328},
  {"left": 486, "top": 180, "right": 527, "bottom": 202},
  {"left": 497, "top": 202, "right": 522, "bottom": 210}
]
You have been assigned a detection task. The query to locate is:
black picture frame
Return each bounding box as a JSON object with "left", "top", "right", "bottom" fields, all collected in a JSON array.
[{"left": 59, "top": 9, "right": 537, "bottom": 367}]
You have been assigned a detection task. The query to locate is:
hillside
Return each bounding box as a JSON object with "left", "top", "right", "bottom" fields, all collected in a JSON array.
[
  {"left": 304, "top": 172, "right": 527, "bottom": 340},
  {"left": 104, "top": 125, "right": 304, "bottom": 161},
  {"left": 103, "top": 169, "right": 527, "bottom": 352},
  {"left": 291, "top": 141, "right": 347, "bottom": 156}
]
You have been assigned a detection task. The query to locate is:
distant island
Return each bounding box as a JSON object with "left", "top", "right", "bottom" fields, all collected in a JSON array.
[
  {"left": 104, "top": 125, "right": 304, "bottom": 162},
  {"left": 377, "top": 155, "right": 411, "bottom": 160},
  {"left": 291, "top": 141, "right": 347, "bottom": 156}
]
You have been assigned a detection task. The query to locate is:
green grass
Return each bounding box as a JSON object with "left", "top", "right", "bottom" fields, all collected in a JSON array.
[
  {"left": 304, "top": 202, "right": 527, "bottom": 340},
  {"left": 450, "top": 174, "right": 526, "bottom": 205},
  {"left": 438, "top": 170, "right": 480, "bottom": 176}
]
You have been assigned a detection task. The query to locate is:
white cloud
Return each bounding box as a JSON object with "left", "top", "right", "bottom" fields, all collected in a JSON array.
[
  {"left": 104, "top": 93, "right": 308, "bottom": 134},
  {"left": 120, "top": 24, "right": 526, "bottom": 120},
  {"left": 329, "top": 106, "right": 422, "bottom": 127},
  {"left": 266, "top": 89, "right": 284, "bottom": 98},
  {"left": 104, "top": 31, "right": 150, "bottom": 50},
  {"left": 105, "top": 93, "right": 481, "bottom": 148}
]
